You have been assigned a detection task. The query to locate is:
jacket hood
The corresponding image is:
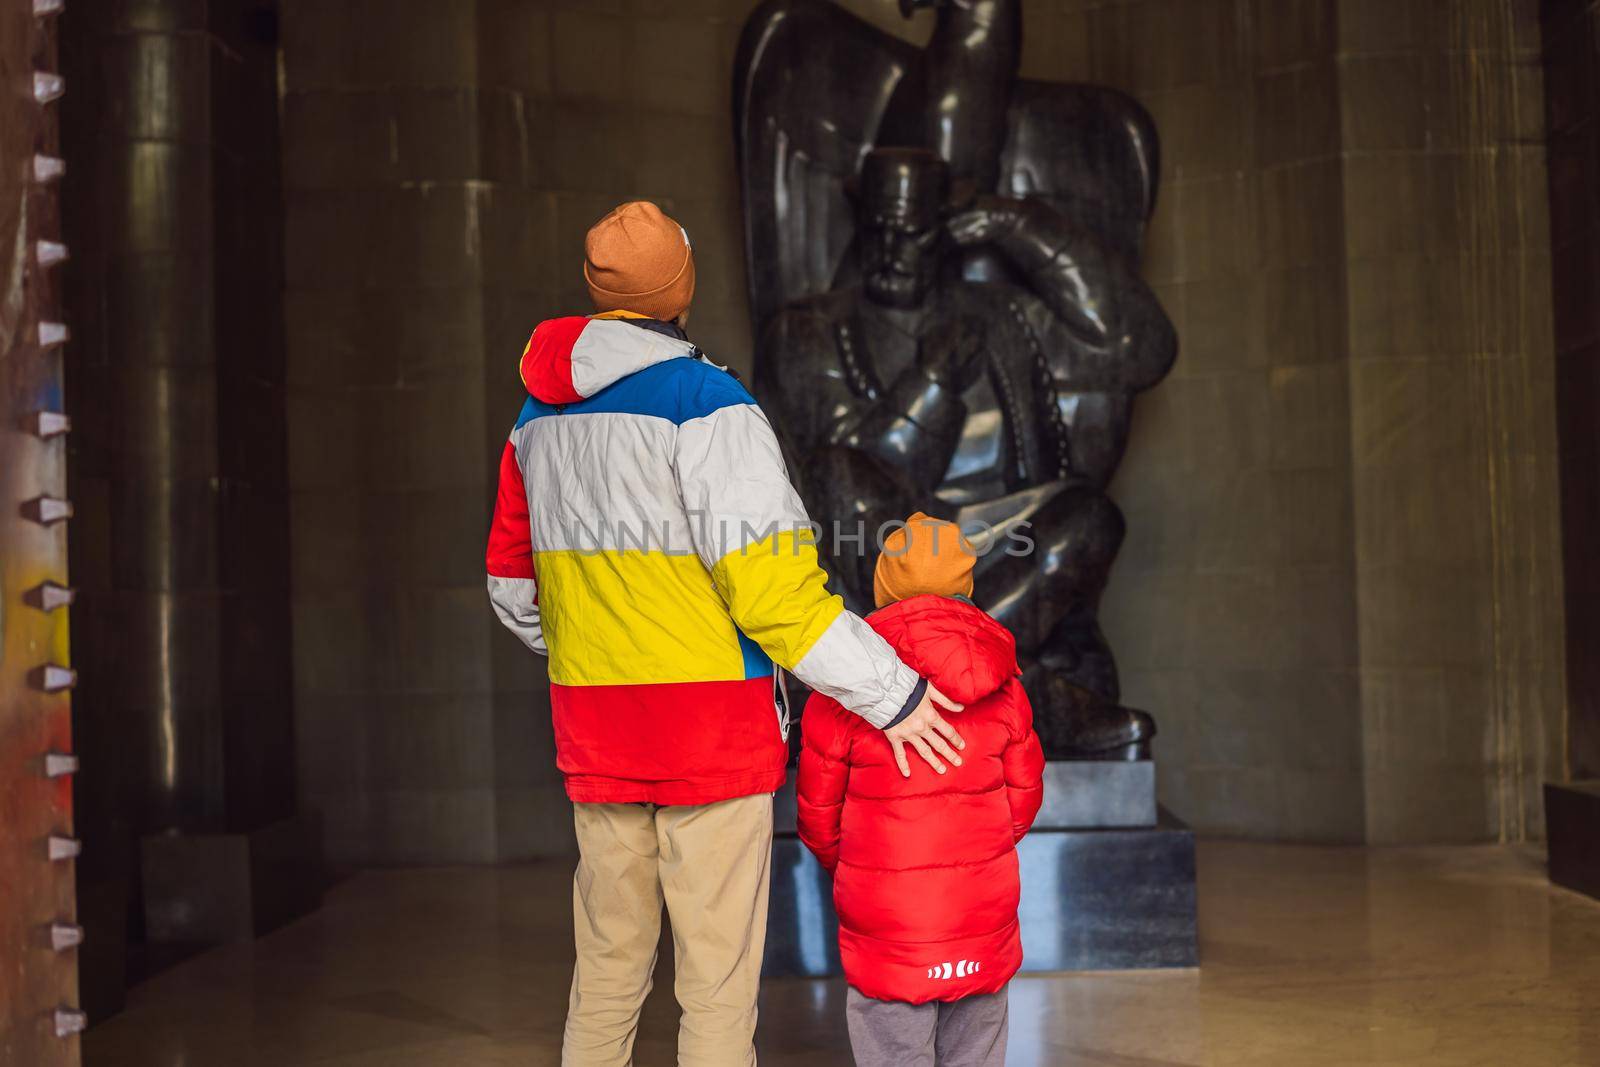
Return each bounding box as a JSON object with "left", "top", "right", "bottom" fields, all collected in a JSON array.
[
  {"left": 519, "top": 314, "right": 696, "bottom": 404},
  {"left": 867, "top": 595, "right": 1019, "bottom": 705}
]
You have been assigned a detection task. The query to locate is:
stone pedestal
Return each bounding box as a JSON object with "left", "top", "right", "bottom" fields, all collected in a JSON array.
[
  {"left": 765, "top": 761, "right": 1198, "bottom": 976},
  {"left": 141, "top": 813, "right": 323, "bottom": 945},
  {"left": 1546, "top": 781, "right": 1600, "bottom": 901}
]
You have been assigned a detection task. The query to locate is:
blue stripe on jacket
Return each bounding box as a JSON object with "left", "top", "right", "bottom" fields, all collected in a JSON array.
[{"left": 513, "top": 357, "right": 754, "bottom": 430}]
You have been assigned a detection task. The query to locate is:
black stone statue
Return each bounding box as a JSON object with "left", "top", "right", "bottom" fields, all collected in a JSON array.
[{"left": 735, "top": 0, "right": 1177, "bottom": 758}]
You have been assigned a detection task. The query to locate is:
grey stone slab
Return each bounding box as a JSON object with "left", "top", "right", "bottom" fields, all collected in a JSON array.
[
  {"left": 1365, "top": 767, "right": 1493, "bottom": 844},
  {"left": 290, "top": 587, "right": 494, "bottom": 697},
  {"left": 365, "top": 694, "right": 495, "bottom": 791},
  {"left": 1190, "top": 468, "right": 1278, "bottom": 573},
  {"left": 286, "top": 376, "right": 487, "bottom": 494},
  {"left": 285, "top": 187, "right": 488, "bottom": 290},
  {"left": 283, "top": 88, "right": 540, "bottom": 191},
  {"left": 475, "top": 2, "right": 554, "bottom": 100},
  {"left": 492, "top": 690, "right": 558, "bottom": 788},
  {"left": 1256, "top": 158, "right": 1343, "bottom": 271},
  {"left": 489, "top": 619, "right": 554, "bottom": 697},
  {"left": 1270, "top": 466, "right": 1352, "bottom": 568},
  {"left": 1255, "top": 65, "right": 1339, "bottom": 170},
  {"left": 285, "top": 288, "right": 487, "bottom": 391},
  {"left": 290, "top": 486, "right": 489, "bottom": 592},
  {"left": 1033, "top": 760, "right": 1158, "bottom": 830},
  {"left": 1156, "top": 764, "right": 1286, "bottom": 839},
  {"left": 1263, "top": 265, "right": 1348, "bottom": 367},
  {"left": 480, "top": 189, "right": 561, "bottom": 293},
  {"left": 1087, "top": 1, "right": 1244, "bottom": 95},
  {"left": 301, "top": 788, "right": 373, "bottom": 867},
  {"left": 550, "top": 9, "right": 634, "bottom": 106},
  {"left": 494, "top": 785, "right": 577, "bottom": 862},
  {"left": 1139, "top": 87, "right": 1251, "bottom": 182},
  {"left": 281, "top": 0, "right": 478, "bottom": 92},
  {"left": 292, "top": 690, "right": 370, "bottom": 797},
  {"left": 1183, "top": 175, "right": 1265, "bottom": 281},
  {"left": 1277, "top": 768, "right": 1367, "bottom": 843},
  {"left": 367, "top": 787, "right": 498, "bottom": 865},
  {"left": 544, "top": 105, "right": 640, "bottom": 194},
  {"left": 627, "top": 16, "right": 738, "bottom": 119}
]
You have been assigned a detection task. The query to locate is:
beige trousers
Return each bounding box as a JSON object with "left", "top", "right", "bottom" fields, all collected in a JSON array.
[{"left": 563, "top": 793, "right": 774, "bottom": 1067}]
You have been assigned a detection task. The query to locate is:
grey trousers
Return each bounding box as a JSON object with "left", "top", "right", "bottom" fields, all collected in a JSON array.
[{"left": 845, "top": 986, "right": 1009, "bottom": 1067}]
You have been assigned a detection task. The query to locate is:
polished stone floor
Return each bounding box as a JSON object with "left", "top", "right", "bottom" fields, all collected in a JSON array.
[{"left": 84, "top": 842, "right": 1600, "bottom": 1066}]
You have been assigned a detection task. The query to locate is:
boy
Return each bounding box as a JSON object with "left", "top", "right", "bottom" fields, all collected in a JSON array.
[{"left": 797, "top": 513, "right": 1046, "bottom": 1067}]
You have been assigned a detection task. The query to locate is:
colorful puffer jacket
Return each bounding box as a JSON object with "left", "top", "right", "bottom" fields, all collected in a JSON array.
[
  {"left": 796, "top": 594, "right": 1045, "bottom": 1003},
  {"left": 486, "top": 313, "right": 924, "bottom": 806}
]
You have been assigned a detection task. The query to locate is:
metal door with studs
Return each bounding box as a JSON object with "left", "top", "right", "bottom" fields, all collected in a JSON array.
[{"left": 1, "top": 0, "right": 82, "bottom": 1061}]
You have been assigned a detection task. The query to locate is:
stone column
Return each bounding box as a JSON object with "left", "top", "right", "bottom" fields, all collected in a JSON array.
[
  {"left": 60, "top": 0, "right": 314, "bottom": 983},
  {"left": 1339, "top": 1, "right": 1564, "bottom": 843}
]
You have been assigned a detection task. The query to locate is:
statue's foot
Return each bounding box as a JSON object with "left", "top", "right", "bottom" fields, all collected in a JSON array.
[
  {"left": 1023, "top": 664, "right": 1156, "bottom": 761},
  {"left": 1047, "top": 704, "right": 1155, "bottom": 761}
]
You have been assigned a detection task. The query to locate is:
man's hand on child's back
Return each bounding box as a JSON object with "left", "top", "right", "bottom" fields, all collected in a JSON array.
[{"left": 884, "top": 683, "right": 966, "bottom": 777}]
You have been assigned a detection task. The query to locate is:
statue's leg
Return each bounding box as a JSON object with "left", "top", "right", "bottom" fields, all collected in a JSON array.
[
  {"left": 975, "top": 488, "right": 1153, "bottom": 759},
  {"left": 976, "top": 485, "right": 1124, "bottom": 695}
]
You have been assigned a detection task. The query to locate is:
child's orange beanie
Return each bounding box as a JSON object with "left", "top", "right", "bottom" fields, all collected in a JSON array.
[
  {"left": 873, "top": 512, "right": 977, "bottom": 609},
  {"left": 584, "top": 201, "right": 696, "bottom": 323}
]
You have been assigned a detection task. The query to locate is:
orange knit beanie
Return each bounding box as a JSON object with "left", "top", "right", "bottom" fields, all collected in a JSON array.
[
  {"left": 873, "top": 512, "right": 977, "bottom": 609},
  {"left": 583, "top": 201, "right": 696, "bottom": 323}
]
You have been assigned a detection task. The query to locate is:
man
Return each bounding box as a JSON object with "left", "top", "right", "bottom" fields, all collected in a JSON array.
[{"left": 485, "top": 200, "right": 963, "bottom": 1066}]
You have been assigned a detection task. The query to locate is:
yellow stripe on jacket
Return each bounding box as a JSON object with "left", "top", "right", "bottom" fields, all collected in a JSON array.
[
  {"left": 711, "top": 526, "right": 844, "bottom": 669},
  {"left": 536, "top": 549, "right": 747, "bottom": 686},
  {"left": 537, "top": 529, "right": 843, "bottom": 688}
]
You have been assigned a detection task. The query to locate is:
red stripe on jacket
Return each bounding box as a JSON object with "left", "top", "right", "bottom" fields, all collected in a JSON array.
[
  {"left": 486, "top": 440, "right": 535, "bottom": 581},
  {"left": 552, "top": 677, "right": 788, "bottom": 805}
]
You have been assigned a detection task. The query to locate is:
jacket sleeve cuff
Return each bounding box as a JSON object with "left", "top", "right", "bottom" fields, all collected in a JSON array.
[{"left": 880, "top": 677, "right": 927, "bottom": 731}]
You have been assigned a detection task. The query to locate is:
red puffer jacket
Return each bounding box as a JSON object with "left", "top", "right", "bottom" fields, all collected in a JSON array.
[{"left": 796, "top": 594, "right": 1046, "bottom": 1003}]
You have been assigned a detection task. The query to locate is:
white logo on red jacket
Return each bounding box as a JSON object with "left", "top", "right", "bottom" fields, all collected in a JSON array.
[{"left": 925, "top": 960, "right": 980, "bottom": 980}]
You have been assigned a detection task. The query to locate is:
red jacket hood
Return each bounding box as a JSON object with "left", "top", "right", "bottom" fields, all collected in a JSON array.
[
  {"left": 519, "top": 314, "right": 696, "bottom": 403},
  {"left": 867, "top": 595, "right": 1019, "bottom": 706}
]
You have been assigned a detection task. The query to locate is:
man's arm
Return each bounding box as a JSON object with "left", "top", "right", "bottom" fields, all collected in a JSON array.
[
  {"left": 825, "top": 317, "right": 986, "bottom": 492},
  {"left": 672, "top": 374, "right": 965, "bottom": 771},
  {"left": 485, "top": 436, "right": 545, "bottom": 654},
  {"left": 760, "top": 306, "right": 981, "bottom": 496},
  {"left": 948, "top": 194, "right": 1177, "bottom": 393}
]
